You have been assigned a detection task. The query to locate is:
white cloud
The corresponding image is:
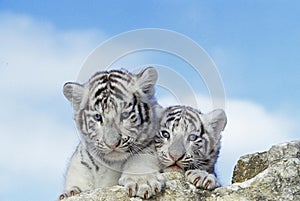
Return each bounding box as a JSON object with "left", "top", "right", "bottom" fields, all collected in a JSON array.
[
  {"left": 219, "top": 98, "right": 296, "bottom": 184},
  {"left": 0, "top": 12, "right": 103, "bottom": 200},
  {"left": 0, "top": 12, "right": 104, "bottom": 96},
  {"left": 0, "top": 103, "right": 79, "bottom": 181}
]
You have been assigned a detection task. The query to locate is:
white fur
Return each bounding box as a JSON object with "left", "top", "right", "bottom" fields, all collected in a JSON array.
[
  {"left": 155, "top": 106, "right": 227, "bottom": 190},
  {"left": 64, "top": 144, "right": 121, "bottom": 192},
  {"left": 60, "top": 68, "right": 164, "bottom": 199}
]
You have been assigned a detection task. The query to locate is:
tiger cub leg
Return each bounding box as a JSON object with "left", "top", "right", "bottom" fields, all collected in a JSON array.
[
  {"left": 185, "top": 169, "right": 220, "bottom": 190},
  {"left": 59, "top": 147, "right": 94, "bottom": 200},
  {"left": 119, "top": 154, "right": 165, "bottom": 199}
]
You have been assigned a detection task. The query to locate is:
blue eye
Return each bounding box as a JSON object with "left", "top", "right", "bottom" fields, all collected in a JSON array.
[
  {"left": 161, "top": 131, "right": 170, "bottom": 139},
  {"left": 188, "top": 134, "right": 198, "bottom": 141},
  {"left": 121, "top": 112, "right": 130, "bottom": 119},
  {"left": 94, "top": 114, "right": 102, "bottom": 122}
]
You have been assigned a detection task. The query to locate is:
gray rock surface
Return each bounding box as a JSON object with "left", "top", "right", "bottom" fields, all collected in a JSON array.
[
  {"left": 63, "top": 141, "right": 300, "bottom": 201},
  {"left": 63, "top": 171, "right": 200, "bottom": 201}
]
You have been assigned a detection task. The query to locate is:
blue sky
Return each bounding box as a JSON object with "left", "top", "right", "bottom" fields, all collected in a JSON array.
[
  {"left": 3, "top": 0, "right": 299, "bottom": 109},
  {"left": 0, "top": 1, "right": 299, "bottom": 201}
]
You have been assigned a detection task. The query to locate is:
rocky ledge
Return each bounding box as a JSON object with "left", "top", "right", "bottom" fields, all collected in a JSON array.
[{"left": 64, "top": 141, "right": 300, "bottom": 201}]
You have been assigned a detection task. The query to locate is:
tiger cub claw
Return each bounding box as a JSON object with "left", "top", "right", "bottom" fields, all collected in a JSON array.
[
  {"left": 59, "top": 186, "right": 81, "bottom": 200},
  {"left": 119, "top": 173, "right": 165, "bottom": 199},
  {"left": 185, "top": 170, "right": 220, "bottom": 190}
]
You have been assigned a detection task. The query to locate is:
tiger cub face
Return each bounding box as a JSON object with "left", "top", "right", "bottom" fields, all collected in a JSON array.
[
  {"left": 63, "top": 67, "right": 158, "bottom": 164},
  {"left": 155, "top": 106, "right": 227, "bottom": 173}
]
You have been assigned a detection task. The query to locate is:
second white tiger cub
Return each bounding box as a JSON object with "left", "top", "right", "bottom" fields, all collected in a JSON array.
[{"left": 155, "top": 105, "right": 227, "bottom": 190}]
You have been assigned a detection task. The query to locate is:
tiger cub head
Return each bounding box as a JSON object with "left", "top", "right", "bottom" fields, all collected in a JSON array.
[
  {"left": 63, "top": 67, "right": 158, "bottom": 164},
  {"left": 155, "top": 106, "right": 227, "bottom": 173}
]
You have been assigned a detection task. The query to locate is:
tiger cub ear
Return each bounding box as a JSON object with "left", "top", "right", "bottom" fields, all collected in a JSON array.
[
  {"left": 63, "top": 82, "right": 85, "bottom": 111},
  {"left": 136, "top": 67, "right": 158, "bottom": 97},
  {"left": 201, "top": 109, "right": 227, "bottom": 137},
  {"left": 153, "top": 104, "right": 165, "bottom": 119}
]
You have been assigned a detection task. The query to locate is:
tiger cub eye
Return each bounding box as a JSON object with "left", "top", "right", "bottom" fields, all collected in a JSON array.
[
  {"left": 188, "top": 134, "right": 198, "bottom": 141},
  {"left": 121, "top": 112, "right": 130, "bottom": 119},
  {"left": 94, "top": 114, "right": 102, "bottom": 122},
  {"left": 161, "top": 131, "right": 170, "bottom": 139}
]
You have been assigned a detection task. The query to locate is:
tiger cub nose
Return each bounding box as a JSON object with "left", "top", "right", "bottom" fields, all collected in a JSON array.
[
  {"left": 169, "top": 152, "right": 185, "bottom": 161},
  {"left": 105, "top": 139, "right": 121, "bottom": 149}
]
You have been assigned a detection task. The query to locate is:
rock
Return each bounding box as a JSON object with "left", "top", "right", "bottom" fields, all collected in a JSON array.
[
  {"left": 63, "top": 171, "right": 200, "bottom": 201},
  {"left": 232, "top": 151, "right": 268, "bottom": 183},
  {"left": 63, "top": 141, "right": 300, "bottom": 201},
  {"left": 205, "top": 140, "right": 300, "bottom": 201}
]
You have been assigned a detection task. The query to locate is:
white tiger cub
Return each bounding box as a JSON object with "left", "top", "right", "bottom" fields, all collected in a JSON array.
[
  {"left": 155, "top": 105, "right": 226, "bottom": 190},
  {"left": 60, "top": 67, "right": 165, "bottom": 200}
]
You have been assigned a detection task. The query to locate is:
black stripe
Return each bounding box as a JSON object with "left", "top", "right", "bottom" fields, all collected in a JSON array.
[
  {"left": 167, "top": 110, "right": 182, "bottom": 118},
  {"left": 81, "top": 161, "right": 92, "bottom": 170},
  {"left": 95, "top": 99, "right": 101, "bottom": 107},
  {"left": 200, "top": 121, "right": 205, "bottom": 137},
  {"left": 94, "top": 86, "right": 107, "bottom": 98},
  {"left": 143, "top": 103, "right": 150, "bottom": 122},
  {"left": 80, "top": 147, "right": 92, "bottom": 170},
  {"left": 103, "top": 97, "right": 108, "bottom": 105},
  {"left": 99, "top": 75, "right": 109, "bottom": 83},
  {"left": 110, "top": 69, "right": 127, "bottom": 75},
  {"left": 89, "top": 73, "right": 108, "bottom": 87},
  {"left": 133, "top": 94, "right": 137, "bottom": 107},
  {"left": 86, "top": 149, "right": 99, "bottom": 171},
  {"left": 110, "top": 78, "right": 127, "bottom": 92},
  {"left": 109, "top": 74, "right": 130, "bottom": 82},
  {"left": 166, "top": 116, "right": 176, "bottom": 122},
  {"left": 137, "top": 103, "right": 144, "bottom": 124},
  {"left": 110, "top": 86, "right": 125, "bottom": 100}
]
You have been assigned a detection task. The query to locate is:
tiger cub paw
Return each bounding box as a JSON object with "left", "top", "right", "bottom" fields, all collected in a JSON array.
[
  {"left": 119, "top": 173, "right": 165, "bottom": 199},
  {"left": 59, "top": 186, "right": 81, "bottom": 200},
  {"left": 185, "top": 169, "right": 220, "bottom": 190}
]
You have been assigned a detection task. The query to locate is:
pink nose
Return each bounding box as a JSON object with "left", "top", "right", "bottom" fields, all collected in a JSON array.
[
  {"left": 169, "top": 152, "right": 184, "bottom": 161},
  {"left": 105, "top": 140, "right": 121, "bottom": 149}
]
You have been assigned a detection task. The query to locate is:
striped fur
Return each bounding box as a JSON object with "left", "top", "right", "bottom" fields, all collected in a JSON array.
[
  {"left": 60, "top": 67, "right": 164, "bottom": 199},
  {"left": 155, "top": 105, "right": 226, "bottom": 189}
]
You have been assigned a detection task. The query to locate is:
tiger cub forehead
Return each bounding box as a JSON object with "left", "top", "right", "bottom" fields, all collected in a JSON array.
[
  {"left": 88, "top": 69, "right": 135, "bottom": 95},
  {"left": 87, "top": 69, "right": 136, "bottom": 111},
  {"left": 160, "top": 105, "right": 204, "bottom": 136}
]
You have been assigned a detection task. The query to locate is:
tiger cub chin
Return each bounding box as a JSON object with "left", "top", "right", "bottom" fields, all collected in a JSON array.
[
  {"left": 155, "top": 105, "right": 227, "bottom": 190},
  {"left": 59, "top": 67, "right": 164, "bottom": 200}
]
